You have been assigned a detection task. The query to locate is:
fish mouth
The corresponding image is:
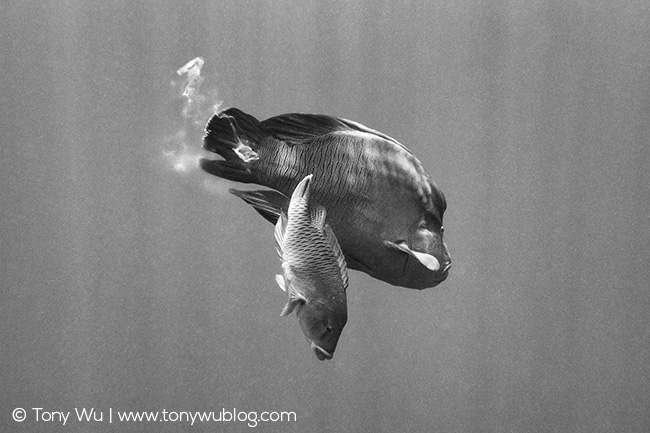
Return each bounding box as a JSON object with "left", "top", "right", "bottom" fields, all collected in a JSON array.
[
  {"left": 310, "top": 342, "right": 333, "bottom": 361},
  {"left": 386, "top": 240, "right": 453, "bottom": 283},
  {"left": 428, "top": 262, "right": 451, "bottom": 284}
]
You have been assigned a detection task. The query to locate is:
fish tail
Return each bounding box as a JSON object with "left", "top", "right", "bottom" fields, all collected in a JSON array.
[{"left": 199, "top": 108, "right": 265, "bottom": 183}]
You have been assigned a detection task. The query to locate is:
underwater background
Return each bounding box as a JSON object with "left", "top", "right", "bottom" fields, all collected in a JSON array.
[{"left": 2, "top": 0, "right": 649, "bottom": 432}]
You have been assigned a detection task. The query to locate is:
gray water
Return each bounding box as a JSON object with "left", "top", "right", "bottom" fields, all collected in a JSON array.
[{"left": 2, "top": 1, "right": 649, "bottom": 432}]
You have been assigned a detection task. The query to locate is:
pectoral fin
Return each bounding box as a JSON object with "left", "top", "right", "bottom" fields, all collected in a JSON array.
[
  {"left": 280, "top": 292, "right": 307, "bottom": 317},
  {"left": 275, "top": 274, "right": 287, "bottom": 292},
  {"left": 279, "top": 273, "right": 308, "bottom": 317},
  {"left": 384, "top": 240, "right": 441, "bottom": 272}
]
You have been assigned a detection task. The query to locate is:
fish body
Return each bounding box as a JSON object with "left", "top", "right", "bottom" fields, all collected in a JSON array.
[
  {"left": 274, "top": 174, "right": 348, "bottom": 360},
  {"left": 200, "top": 108, "right": 451, "bottom": 289}
]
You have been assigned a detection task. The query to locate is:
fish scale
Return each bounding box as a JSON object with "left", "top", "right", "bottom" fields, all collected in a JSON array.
[{"left": 282, "top": 200, "right": 343, "bottom": 282}]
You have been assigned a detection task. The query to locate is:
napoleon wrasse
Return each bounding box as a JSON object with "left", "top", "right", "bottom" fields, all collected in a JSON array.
[{"left": 200, "top": 108, "right": 451, "bottom": 289}]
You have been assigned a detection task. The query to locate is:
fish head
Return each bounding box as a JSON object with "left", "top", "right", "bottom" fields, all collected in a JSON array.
[
  {"left": 297, "top": 297, "right": 348, "bottom": 361},
  {"left": 405, "top": 213, "right": 451, "bottom": 284},
  {"left": 384, "top": 205, "right": 451, "bottom": 289},
  {"left": 287, "top": 273, "right": 347, "bottom": 361},
  {"left": 403, "top": 181, "right": 451, "bottom": 287}
]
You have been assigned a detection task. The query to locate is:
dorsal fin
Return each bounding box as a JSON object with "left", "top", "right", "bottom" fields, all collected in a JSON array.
[
  {"left": 261, "top": 114, "right": 351, "bottom": 146},
  {"left": 310, "top": 205, "right": 326, "bottom": 230},
  {"left": 323, "top": 223, "right": 349, "bottom": 290},
  {"left": 260, "top": 112, "right": 412, "bottom": 154}
]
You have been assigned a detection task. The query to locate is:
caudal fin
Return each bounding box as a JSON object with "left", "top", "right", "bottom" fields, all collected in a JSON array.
[{"left": 199, "top": 108, "right": 265, "bottom": 183}]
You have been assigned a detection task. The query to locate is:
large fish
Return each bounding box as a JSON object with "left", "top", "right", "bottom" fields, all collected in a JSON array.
[
  {"left": 200, "top": 107, "right": 451, "bottom": 289},
  {"left": 274, "top": 174, "right": 348, "bottom": 360}
]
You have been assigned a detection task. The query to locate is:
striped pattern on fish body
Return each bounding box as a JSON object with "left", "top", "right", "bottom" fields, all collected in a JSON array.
[
  {"left": 201, "top": 108, "right": 451, "bottom": 289},
  {"left": 275, "top": 175, "right": 348, "bottom": 293}
]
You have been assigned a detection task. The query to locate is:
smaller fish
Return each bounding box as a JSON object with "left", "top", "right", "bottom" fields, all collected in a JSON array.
[{"left": 274, "top": 174, "right": 348, "bottom": 360}]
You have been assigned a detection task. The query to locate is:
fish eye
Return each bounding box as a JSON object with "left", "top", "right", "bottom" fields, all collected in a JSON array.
[
  {"left": 325, "top": 324, "right": 333, "bottom": 333},
  {"left": 440, "top": 226, "right": 444, "bottom": 234}
]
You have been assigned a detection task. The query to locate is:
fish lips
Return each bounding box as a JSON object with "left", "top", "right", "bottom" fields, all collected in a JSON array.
[
  {"left": 310, "top": 342, "right": 334, "bottom": 361},
  {"left": 406, "top": 258, "right": 451, "bottom": 288}
]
